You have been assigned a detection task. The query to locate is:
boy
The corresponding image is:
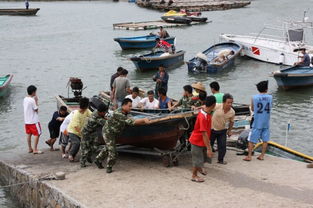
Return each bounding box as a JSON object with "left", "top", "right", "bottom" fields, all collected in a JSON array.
[
  {"left": 169, "top": 85, "right": 193, "bottom": 110},
  {"left": 67, "top": 97, "right": 92, "bottom": 162},
  {"left": 80, "top": 104, "right": 108, "bottom": 168},
  {"left": 23, "top": 85, "right": 42, "bottom": 154},
  {"left": 46, "top": 106, "right": 68, "bottom": 151},
  {"left": 189, "top": 96, "right": 216, "bottom": 182},
  {"left": 244, "top": 81, "right": 272, "bottom": 161},
  {"left": 95, "top": 98, "right": 150, "bottom": 173}
]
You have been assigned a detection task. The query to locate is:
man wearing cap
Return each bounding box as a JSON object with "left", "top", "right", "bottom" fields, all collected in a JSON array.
[
  {"left": 244, "top": 80, "right": 272, "bottom": 161},
  {"left": 294, "top": 48, "right": 310, "bottom": 67},
  {"left": 192, "top": 82, "right": 206, "bottom": 97}
]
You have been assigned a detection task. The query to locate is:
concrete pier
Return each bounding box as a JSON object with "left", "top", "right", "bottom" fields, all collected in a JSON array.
[
  {"left": 136, "top": 0, "right": 251, "bottom": 12},
  {"left": 0, "top": 148, "right": 312, "bottom": 208}
]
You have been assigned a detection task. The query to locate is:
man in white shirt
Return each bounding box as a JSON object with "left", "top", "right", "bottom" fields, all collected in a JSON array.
[
  {"left": 125, "top": 87, "right": 141, "bottom": 108},
  {"left": 59, "top": 110, "right": 76, "bottom": 158},
  {"left": 23, "top": 85, "right": 42, "bottom": 154},
  {"left": 139, "top": 90, "right": 159, "bottom": 109}
]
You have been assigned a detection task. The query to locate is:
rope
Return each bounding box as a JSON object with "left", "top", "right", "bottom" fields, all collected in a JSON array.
[{"left": 179, "top": 116, "right": 190, "bottom": 130}]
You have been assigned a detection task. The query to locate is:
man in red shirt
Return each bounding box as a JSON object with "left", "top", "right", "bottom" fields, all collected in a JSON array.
[
  {"left": 154, "top": 38, "right": 174, "bottom": 53},
  {"left": 189, "top": 95, "right": 216, "bottom": 182}
]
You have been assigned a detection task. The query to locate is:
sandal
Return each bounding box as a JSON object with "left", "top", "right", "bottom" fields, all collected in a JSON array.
[
  {"left": 257, "top": 156, "right": 264, "bottom": 161},
  {"left": 45, "top": 141, "right": 52, "bottom": 147},
  {"left": 199, "top": 170, "right": 207, "bottom": 176},
  {"left": 191, "top": 176, "right": 205, "bottom": 183},
  {"left": 28, "top": 149, "right": 33, "bottom": 153},
  {"left": 33, "top": 150, "right": 43, "bottom": 154}
]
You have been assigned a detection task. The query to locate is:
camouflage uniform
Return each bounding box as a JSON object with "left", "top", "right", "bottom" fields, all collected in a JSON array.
[
  {"left": 96, "top": 108, "right": 135, "bottom": 169},
  {"left": 190, "top": 97, "right": 203, "bottom": 107},
  {"left": 177, "top": 96, "right": 193, "bottom": 109},
  {"left": 80, "top": 110, "right": 106, "bottom": 166}
]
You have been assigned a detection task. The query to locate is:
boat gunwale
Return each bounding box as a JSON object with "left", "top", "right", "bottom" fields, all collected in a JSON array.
[
  {"left": 0, "top": 74, "right": 13, "bottom": 90},
  {"left": 114, "top": 36, "right": 175, "bottom": 43}
]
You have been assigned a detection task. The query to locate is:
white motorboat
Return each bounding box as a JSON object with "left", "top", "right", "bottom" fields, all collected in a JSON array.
[{"left": 220, "top": 13, "right": 313, "bottom": 66}]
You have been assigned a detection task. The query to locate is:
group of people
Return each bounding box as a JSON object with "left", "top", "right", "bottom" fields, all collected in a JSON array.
[{"left": 23, "top": 75, "right": 272, "bottom": 178}]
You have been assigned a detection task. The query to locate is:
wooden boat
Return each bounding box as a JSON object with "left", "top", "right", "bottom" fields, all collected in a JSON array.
[
  {"left": 0, "top": 74, "right": 13, "bottom": 97},
  {"left": 187, "top": 42, "right": 242, "bottom": 73},
  {"left": 114, "top": 35, "right": 175, "bottom": 50},
  {"left": 0, "top": 8, "right": 40, "bottom": 16},
  {"left": 56, "top": 94, "right": 195, "bottom": 150},
  {"left": 272, "top": 66, "right": 313, "bottom": 90},
  {"left": 254, "top": 141, "right": 313, "bottom": 163},
  {"left": 130, "top": 50, "right": 185, "bottom": 71}
]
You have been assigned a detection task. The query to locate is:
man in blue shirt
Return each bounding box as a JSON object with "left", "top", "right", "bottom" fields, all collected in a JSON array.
[
  {"left": 294, "top": 48, "right": 310, "bottom": 67},
  {"left": 153, "top": 65, "right": 169, "bottom": 98},
  {"left": 244, "top": 80, "right": 272, "bottom": 161}
]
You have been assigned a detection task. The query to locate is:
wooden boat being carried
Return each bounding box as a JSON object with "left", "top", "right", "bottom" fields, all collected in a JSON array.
[
  {"left": 0, "top": 8, "right": 40, "bottom": 16},
  {"left": 114, "top": 35, "right": 175, "bottom": 50},
  {"left": 272, "top": 66, "right": 313, "bottom": 90},
  {"left": 254, "top": 141, "right": 313, "bottom": 163},
  {"left": 187, "top": 42, "right": 242, "bottom": 73},
  {"left": 130, "top": 50, "right": 185, "bottom": 71},
  {"left": 0, "top": 74, "right": 13, "bottom": 97}
]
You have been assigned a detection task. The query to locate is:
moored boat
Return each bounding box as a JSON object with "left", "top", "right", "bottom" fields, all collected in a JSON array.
[
  {"left": 254, "top": 141, "right": 313, "bottom": 163},
  {"left": 220, "top": 14, "right": 313, "bottom": 65},
  {"left": 114, "top": 35, "right": 175, "bottom": 50},
  {"left": 272, "top": 66, "right": 313, "bottom": 89},
  {"left": 187, "top": 42, "right": 242, "bottom": 73},
  {"left": 162, "top": 10, "right": 208, "bottom": 23},
  {"left": 0, "top": 74, "right": 13, "bottom": 97},
  {"left": 0, "top": 8, "right": 40, "bottom": 16},
  {"left": 130, "top": 50, "right": 185, "bottom": 71},
  {"left": 161, "top": 15, "right": 192, "bottom": 25}
]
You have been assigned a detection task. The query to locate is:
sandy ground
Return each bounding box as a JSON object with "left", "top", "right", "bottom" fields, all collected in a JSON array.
[{"left": 2, "top": 148, "right": 313, "bottom": 208}]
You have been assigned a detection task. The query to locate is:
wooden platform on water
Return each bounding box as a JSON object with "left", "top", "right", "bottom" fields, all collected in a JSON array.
[
  {"left": 113, "top": 20, "right": 210, "bottom": 30},
  {"left": 136, "top": 0, "right": 251, "bottom": 12}
]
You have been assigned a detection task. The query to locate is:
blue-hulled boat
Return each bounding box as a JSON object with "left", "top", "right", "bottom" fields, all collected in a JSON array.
[
  {"left": 187, "top": 42, "right": 242, "bottom": 73},
  {"left": 272, "top": 66, "right": 313, "bottom": 89},
  {"left": 0, "top": 74, "right": 13, "bottom": 97},
  {"left": 130, "top": 50, "right": 185, "bottom": 71},
  {"left": 114, "top": 35, "right": 175, "bottom": 50}
]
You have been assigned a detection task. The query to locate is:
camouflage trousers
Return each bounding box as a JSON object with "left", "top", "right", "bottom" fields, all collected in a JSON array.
[
  {"left": 80, "top": 134, "right": 101, "bottom": 165},
  {"left": 95, "top": 134, "right": 117, "bottom": 168}
]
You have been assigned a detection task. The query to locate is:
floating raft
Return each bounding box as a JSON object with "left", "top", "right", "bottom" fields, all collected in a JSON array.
[
  {"left": 136, "top": 0, "right": 251, "bottom": 12},
  {"left": 113, "top": 20, "right": 209, "bottom": 30}
]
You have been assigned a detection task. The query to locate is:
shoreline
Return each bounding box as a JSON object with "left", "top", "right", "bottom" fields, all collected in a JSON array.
[{"left": 1, "top": 148, "right": 312, "bottom": 208}]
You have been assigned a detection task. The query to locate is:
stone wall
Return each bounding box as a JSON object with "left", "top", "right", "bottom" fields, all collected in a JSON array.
[{"left": 0, "top": 161, "right": 84, "bottom": 208}]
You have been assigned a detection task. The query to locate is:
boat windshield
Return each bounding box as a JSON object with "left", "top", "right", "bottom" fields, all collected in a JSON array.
[{"left": 287, "top": 29, "right": 304, "bottom": 42}]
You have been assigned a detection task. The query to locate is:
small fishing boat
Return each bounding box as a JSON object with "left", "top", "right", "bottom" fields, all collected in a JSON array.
[
  {"left": 130, "top": 50, "right": 185, "bottom": 71},
  {"left": 272, "top": 66, "right": 313, "bottom": 89},
  {"left": 0, "top": 8, "right": 40, "bottom": 16},
  {"left": 254, "top": 141, "right": 313, "bottom": 163},
  {"left": 0, "top": 74, "right": 13, "bottom": 97},
  {"left": 220, "top": 13, "right": 313, "bottom": 65},
  {"left": 114, "top": 35, "right": 175, "bottom": 50},
  {"left": 161, "top": 11, "right": 192, "bottom": 25},
  {"left": 170, "top": 10, "right": 208, "bottom": 22},
  {"left": 187, "top": 42, "right": 242, "bottom": 73}
]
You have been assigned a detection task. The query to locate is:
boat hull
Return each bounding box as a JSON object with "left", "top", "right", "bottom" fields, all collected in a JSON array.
[
  {"left": 114, "top": 35, "right": 175, "bottom": 50},
  {"left": 220, "top": 34, "right": 313, "bottom": 66},
  {"left": 0, "top": 8, "right": 40, "bottom": 16},
  {"left": 187, "top": 42, "right": 242, "bottom": 73},
  {"left": 273, "top": 67, "right": 313, "bottom": 89},
  {"left": 130, "top": 50, "right": 185, "bottom": 71},
  {"left": 0, "top": 74, "right": 13, "bottom": 97},
  {"left": 161, "top": 16, "right": 192, "bottom": 24},
  {"left": 254, "top": 141, "right": 313, "bottom": 162}
]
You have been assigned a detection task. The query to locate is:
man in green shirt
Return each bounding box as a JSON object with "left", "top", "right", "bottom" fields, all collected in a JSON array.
[
  {"left": 210, "top": 81, "right": 224, "bottom": 104},
  {"left": 95, "top": 98, "right": 150, "bottom": 173}
]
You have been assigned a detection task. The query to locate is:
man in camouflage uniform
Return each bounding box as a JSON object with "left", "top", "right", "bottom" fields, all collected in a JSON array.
[
  {"left": 169, "top": 85, "right": 194, "bottom": 110},
  {"left": 95, "top": 98, "right": 150, "bottom": 173},
  {"left": 80, "top": 104, "right": 108, "bottom": 168}
]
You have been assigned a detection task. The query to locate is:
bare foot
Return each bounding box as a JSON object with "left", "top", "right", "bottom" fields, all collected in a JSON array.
[
  {"left": 257, "top": 156, "right": 264, "bottom": 160},
  {"left": 243, "top": 157, "right": 251, "bottom": 161},
  {"left": 191, "top": 176, "right": 205, "bottom": 183}
]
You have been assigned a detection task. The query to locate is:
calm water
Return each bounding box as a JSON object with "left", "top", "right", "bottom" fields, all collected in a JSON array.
[{"left": 1, "top": 0, "right": 313, "bottom": 206}]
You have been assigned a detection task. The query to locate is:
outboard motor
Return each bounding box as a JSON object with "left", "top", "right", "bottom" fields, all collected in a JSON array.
[
  {"left": 236, "top": 129, "right": 250, "bottom": 150},
  {"left": 68, "top": 77, "right": 83, "bottom": 98}
]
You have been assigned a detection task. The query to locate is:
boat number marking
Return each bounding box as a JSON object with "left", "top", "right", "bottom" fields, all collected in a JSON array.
[{"left": 251, "top": 46, "right": 260, "bottom": 55}]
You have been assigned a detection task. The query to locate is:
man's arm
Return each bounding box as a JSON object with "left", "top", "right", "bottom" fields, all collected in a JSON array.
[
  {"left": 202, "top": 132, "right": 213, "bottom": 158},
  {"left": 250, "top": 98, "right": 254, "bottom": 112},
  {"left": 227, "top": 120, "right": 234, "bottom": 137}
]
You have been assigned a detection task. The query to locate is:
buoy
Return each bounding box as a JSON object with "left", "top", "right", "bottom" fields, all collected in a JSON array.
[{"left": 279, "top": 53, "right": 285, "bottom": 65}]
